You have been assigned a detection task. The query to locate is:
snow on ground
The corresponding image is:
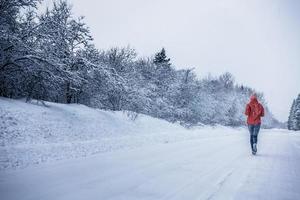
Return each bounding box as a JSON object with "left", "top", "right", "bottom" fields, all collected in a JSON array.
[
  {"left": 0, "top": 97, "right": 240, "bottom": 170},
  {"left": 1, "top": 129, "right": 300, "bottom": 200},
  {"left": 1, "top": 98, "right": 300, "bottom": 200}
]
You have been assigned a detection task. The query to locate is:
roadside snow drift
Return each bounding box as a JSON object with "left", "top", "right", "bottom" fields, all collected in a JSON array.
[{"left": 0, "top": 98, "right": 238, "bottom": 170}]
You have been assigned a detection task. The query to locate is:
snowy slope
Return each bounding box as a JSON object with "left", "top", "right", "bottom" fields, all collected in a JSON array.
[{"left": 0, "top": 97, "right": 240, "bottom": 170}]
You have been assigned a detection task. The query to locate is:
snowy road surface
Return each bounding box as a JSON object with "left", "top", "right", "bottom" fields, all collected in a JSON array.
[{"left": 1, "top": 129, "right": 300, "bottom": 200}]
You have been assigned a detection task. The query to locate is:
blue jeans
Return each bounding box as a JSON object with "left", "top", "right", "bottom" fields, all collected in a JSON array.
[{"left": 248, "top": 124, "right": 261, "bottom": 151}]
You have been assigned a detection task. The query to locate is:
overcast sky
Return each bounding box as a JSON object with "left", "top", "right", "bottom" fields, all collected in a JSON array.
[{"left": 42, "top": 0, "right": 300, "bottom": 122}]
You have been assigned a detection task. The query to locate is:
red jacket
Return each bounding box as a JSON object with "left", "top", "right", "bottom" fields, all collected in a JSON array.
[{"left": 245, "top": 96, "right": 264, "bottom": 125}]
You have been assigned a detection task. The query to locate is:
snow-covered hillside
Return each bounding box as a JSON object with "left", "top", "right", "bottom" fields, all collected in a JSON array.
[{"left": 0, "top": 97, "right": 241, "bottom": 170}]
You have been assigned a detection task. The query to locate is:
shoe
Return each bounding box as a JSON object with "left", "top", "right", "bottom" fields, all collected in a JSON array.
[
  {"left": 253, "top": 143, "right": 257, "bottom": 153},
  {"left": 252, "top": 150, "right": 256, "bottom": 155}
]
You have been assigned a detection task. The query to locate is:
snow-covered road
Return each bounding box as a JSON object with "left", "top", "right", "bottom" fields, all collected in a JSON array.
[{"left": 1, "top": 129, "right": 300, "bottom": 200}]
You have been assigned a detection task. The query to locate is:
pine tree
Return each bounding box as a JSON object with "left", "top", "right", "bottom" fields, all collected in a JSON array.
[
  {"left": 152, "top": 48, "right": 174, "bottom": 96},
  {"left": 288, "top": 100, "right": 296, "bottom": 130},
  {"left": 153, "top": 48, "right": 171, "bottom": 66},
  {"left": 288, "top": 94, "right": 300, "bottom": 131},
  {"left": 293, "top": 94, "right": 300, "bottom": 130}
]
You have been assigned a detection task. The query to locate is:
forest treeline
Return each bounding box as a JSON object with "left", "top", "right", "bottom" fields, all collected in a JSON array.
[{"left": 0, "top": 0, "right": 281, "bottom": 128}]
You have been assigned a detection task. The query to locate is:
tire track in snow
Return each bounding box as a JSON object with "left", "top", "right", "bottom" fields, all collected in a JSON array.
[{"left": 206, "top": 170, "right": 234, "bottom": 200}]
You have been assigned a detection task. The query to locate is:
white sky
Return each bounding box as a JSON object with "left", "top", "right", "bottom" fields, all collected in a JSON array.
[{"left": 41, "top": 0, "right": 300, "bottom": 122}]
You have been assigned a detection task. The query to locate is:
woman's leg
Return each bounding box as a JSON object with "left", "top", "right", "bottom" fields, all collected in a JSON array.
[
  {"left": 253, "top": 124, "right": 261, "bottom": 144},
  {"left": 248, "top": 125, "right": 255, "bottom": 151},
  {"left": 252, "top": 124, "right": 261, "bottom": 153}
]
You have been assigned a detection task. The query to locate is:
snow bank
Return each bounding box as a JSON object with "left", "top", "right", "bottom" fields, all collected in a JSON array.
[{"left": 0, "top": 98, "right": 243, "bottom": 170}]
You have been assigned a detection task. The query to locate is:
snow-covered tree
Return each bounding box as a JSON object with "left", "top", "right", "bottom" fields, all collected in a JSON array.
[
  {"left": 0, "top": 0, "right": 55, "bottom": 100},
  {"left": 288, "top": 94, "right": 300, "bottom": 131},
  {"left": 37, "top": 0, "right": 93, "bottom": 103},
  {"left": 153, "top": 48, "right": 170, "bottom": 66},
  {"left": 152, "top": 48, "right": 175, "bottom": 99},
  {"left": 288, "top": 100, "right": 296, "bottom": 130},
  {"left": 0, "top": 0, "right": 281, "bottom": 128}
]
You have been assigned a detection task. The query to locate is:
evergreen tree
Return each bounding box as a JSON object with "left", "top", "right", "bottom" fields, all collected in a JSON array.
[
  {"left": 152, "top": 48, "right": 174, "bottom": 94},
  {"left": 293, "top": 94, "right": 300, "bottom": 130},
  {"left": 288, "top": 94, "right": 300, "bottom": 131},
  {"left": 288, "top": 100, "right": 296, "bottom": 130},
  {"left": 153, "top": 48, "right": 171, "bottom": 66}
]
